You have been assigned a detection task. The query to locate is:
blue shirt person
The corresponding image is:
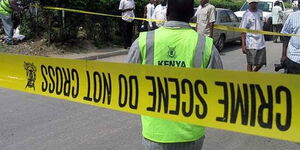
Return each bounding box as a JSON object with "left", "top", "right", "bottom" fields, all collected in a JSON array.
[{"left": 281, "top": 0, "right": 300, "bottom": 74}]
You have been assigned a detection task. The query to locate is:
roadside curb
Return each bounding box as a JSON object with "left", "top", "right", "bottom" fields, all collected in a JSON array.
[
  {"left": 49, "top": 49, "right": 128, "bottom": 60},
  {"left": 78, "top": 49, "right": 128, "bottom": 60}
]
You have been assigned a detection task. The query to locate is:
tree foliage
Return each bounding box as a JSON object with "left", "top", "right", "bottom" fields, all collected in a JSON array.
[
  {"left": 21, "top": 0, "right": 243, "bottom": 46},
  {"left": 28, "top": 0, "right": 148, "bottom": 46},
  {"left": 194, "top": 0, "right": 244, "bottom": 11}
]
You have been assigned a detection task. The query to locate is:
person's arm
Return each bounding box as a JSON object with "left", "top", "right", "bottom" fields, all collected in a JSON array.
[
  {"left": 10, "top": 0, "right": 21, "bottom": 12},
  {"left": 207, "top": 46, "right": 223, "bottom": 69},
  {"left": 241, "top": 33, "right": 247, "bottom": 54},
  {"left": 208, "top": 6, "right": 216, "bottom": 38},
  {"left": 151, "top": 8, "right": 158, "bottom": 29},
  {"left": 281, "top": 15, "right": 292, "bottom": 62},
  {"left": 282, "top": 36, "right": 290, "bottom": 62},
  {"left": 118, "top": 0, "right": 124, "bottom": 11},
  {"left": 121, "top": 8, "right": 134, "bottom": 12},
  {"left": 126, "top": 0, "right": 135, "bottom": 12},
  {"left": 119, "top": 0, "right": 134, "bottom": 12},
  {"left": 194, "top": 6, "right": 200, "bottom": 30},
  {"left": 208, "top": 23, "right": 214, "bottom": 38},
  {"left": 194, "top": 6, "right": 199, "bottom": 18},
  {"left": 142, "top": 5, "right": 147, "bottom": 27},
  {"left": 127, "top": 39, "right": 142, "bottom": 64},
  {"left": 240, "top": 12, "right": 248, "bottom": 54},
  {"left": 144, "top": 5, "right": 147, "bottom": 18}
]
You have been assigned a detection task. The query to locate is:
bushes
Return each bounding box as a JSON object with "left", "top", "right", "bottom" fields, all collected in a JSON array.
[
  {"left": 20, "top": 0, "right": 243, "bottom": 46},
  {"left": 211, "top": 0, "right": 244, "bottom": 11},
  {"left": 20, "top": 0, "right": 148, "bottom": 46},
  {"left": 284, "top": 2, "right": 293, "bottom": 8},
  {"left": 195, "top": 0, "right": 244, "bottom": 11}
]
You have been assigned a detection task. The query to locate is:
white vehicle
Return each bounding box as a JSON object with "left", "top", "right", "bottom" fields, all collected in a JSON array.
[
  {"left": 293, "top": 0, "right": 298, "bottom": 6},
  {"left": 292, "top": 0, "right": 299, "bottom": 11},
  {"left": 234, "top": 0, "right": 293, "bottom": 40}
]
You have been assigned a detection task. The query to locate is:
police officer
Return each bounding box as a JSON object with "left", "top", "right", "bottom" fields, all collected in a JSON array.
[
  {"left": 127, "top": 0, "right": 222, "bottom": 149},
  {"left": 0, "top": 0, "right": 20, "bottom": 45}
]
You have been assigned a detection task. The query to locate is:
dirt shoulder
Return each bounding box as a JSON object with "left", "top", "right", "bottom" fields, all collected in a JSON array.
[{"left": 0, "top": 38, "right": 121, "bottom": 57}]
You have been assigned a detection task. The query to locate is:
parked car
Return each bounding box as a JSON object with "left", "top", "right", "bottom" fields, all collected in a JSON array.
[
  {"left": 234, "top": 0, "right": 293, "bottom": 40},
  {"left": 213, "top": 8, "right": 241, "bottom": 51},
  {"left": 192, "top": 8, "right": 241, "bottom": 51}
]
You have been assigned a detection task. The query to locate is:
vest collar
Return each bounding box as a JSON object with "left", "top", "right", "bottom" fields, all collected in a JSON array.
[{"left": 163, "top": 21, "right": 192, "bottom": 29}]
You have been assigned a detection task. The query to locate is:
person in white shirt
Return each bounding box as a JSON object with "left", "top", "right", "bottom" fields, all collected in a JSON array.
[
  {"left": 272, "top": 1, "right": 283, "bottom": 43},
  {"left": 194, "top": 0, "right": 216, "bottom": 37},
  {"left": 152, "top": 0, "right": 167, "bottom": 29},
  {"left": 119, "top": 0, "right": 135, "bottom": 49},
  {"left": 240, "top": 0, "right": 266, "bottom": 72},
  {"left": 143, "top": 0, "right": 157, "bottom": 30}
]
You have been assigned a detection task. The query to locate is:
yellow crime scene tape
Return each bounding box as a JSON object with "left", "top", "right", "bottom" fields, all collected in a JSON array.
[
  {"left": 0, "top": 53, "right": 300, "bottom": 142},
  {"left": 42, "top": 6, "right": 300, "bottom": 37}
]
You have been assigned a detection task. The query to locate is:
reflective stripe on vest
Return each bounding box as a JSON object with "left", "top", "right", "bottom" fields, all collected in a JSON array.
[
  {"left": 201, "top": 37, "right": 214, "bottom": 68},
  {"left": 0, "top": 0, "right": 12, "bottom": 15},
  {"left": 138, "top": 31, "right": 155, "bottom": 65}
]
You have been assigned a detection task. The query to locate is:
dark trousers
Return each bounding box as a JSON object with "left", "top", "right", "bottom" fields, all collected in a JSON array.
[
  {"left": 142, "top": 137, "right": 205, "bottom": 150},
  {"left": 286, "top": 58, "right": 300, "bottom": 74},
  {"left": 121, "top": 20, "right": 134, "bottom": 49},
  {"left": 273, "top": 24, "right": 283, "bottom": 42}
]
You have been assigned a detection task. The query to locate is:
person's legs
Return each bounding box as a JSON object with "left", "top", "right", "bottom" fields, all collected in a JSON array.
[
  {"left": 143, "top": 137, "right": 205, "bottom": 150},
  {"left": 164, "top": 137, "right": 205, "bottom": 150},
  {"left": 286, "top": 58, "right": 300, "bottom": 74},
  {"left": 121, "top": 20, "right": 129, "bottom": 49},
  {"left": 279, "top": 24, "right": 283, "bottom": 42},
  {"left": 247, "top": 64, "right": 253, "bottom": 72},
  {"left": 273, "top": 24, "right": 281, "bottom": 43},
  {"left": 246, "top": 49, "right": 255, "bottom": 71},
  {"left": 0, "top": 14, "right": 13, "bottom": 44},
  {"left": 142, "top": 138, "right": 163, "bottom": 150},
  {"left": 253, "top": 65, "right": 263, "bottom": 72},
  {"left": 253, "top": 48, "right": 266, "bottom": 72},
  {"left": 126, "top": 21, "right": 134, "bottom": 48},
  {"left": 273, "top": 25, "right": 277, "bottom": 42}
]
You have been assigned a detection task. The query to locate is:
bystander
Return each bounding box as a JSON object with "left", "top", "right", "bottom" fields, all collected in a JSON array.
[
  {"left": 194, "top": 0, "right": 215, "bottom": 37},
  {"left": 119, "top": 0, "right": 135, "bottom": 49},
  {"left": 0, "top": 0, "right": 21, "bottom": 45},
  {"left": 152, "top": 0, "right": 167, "bottom": 29},
  {"left": 281, "top": 0, "right": 300, "bottom": 74},
  {"left": 240, "top": 0, "right": 266, "bottom": 72},
  {"left": 143, "top": 0, "right": 157, "bottom": 31},
  {"left": 272, "top": 1, "right": 283, "bottom": 43}
]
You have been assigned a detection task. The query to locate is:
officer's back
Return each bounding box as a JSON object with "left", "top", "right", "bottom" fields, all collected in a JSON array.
[{"left": 127, "top": 0, "right": 222, "bottom": 149}]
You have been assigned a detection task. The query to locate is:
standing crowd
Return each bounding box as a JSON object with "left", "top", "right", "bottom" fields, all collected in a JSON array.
[
  {"left": 240, "top": 0, "right": 300, "bottom": 74},
  {"left": 122, "top": 0, "right": 300, "bottom": 150},
  {"left": 119, "top": 0, "right": 216, "bottom": 49},
  {"left": 121, "top": 0, "right": 300, "bottom": 75}
]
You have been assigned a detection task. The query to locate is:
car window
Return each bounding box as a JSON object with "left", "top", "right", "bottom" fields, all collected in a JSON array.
[
  {"left": 241, "top": 2, "right": 273, "bottom": 12},
  {"left": 226, "top": 10, "right": 239, "bottom": 22},
  {"left": 219, "top": 10, "right": 231, "bottom": 23}
]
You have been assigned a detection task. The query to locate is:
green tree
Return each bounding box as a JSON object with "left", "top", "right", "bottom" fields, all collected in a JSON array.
[{"left": 20, "top": 0, "right": 243, "bottom": 46}]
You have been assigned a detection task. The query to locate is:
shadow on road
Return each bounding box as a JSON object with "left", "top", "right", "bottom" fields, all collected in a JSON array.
[{"left": 219, "top": 41, "right": 241, "bottom": 55}]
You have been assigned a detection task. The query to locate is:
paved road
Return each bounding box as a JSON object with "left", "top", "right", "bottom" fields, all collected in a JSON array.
[
  {"left": 1, "top": 41, "right": 299, "bottom": 150},
  {"left": 101, "top": 41, "right": 284, "bottom": 72}
]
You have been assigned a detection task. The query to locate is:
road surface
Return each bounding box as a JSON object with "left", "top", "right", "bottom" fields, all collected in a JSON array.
[{"left": 0, "top": 41, "right": 298, "bottom": 150}]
